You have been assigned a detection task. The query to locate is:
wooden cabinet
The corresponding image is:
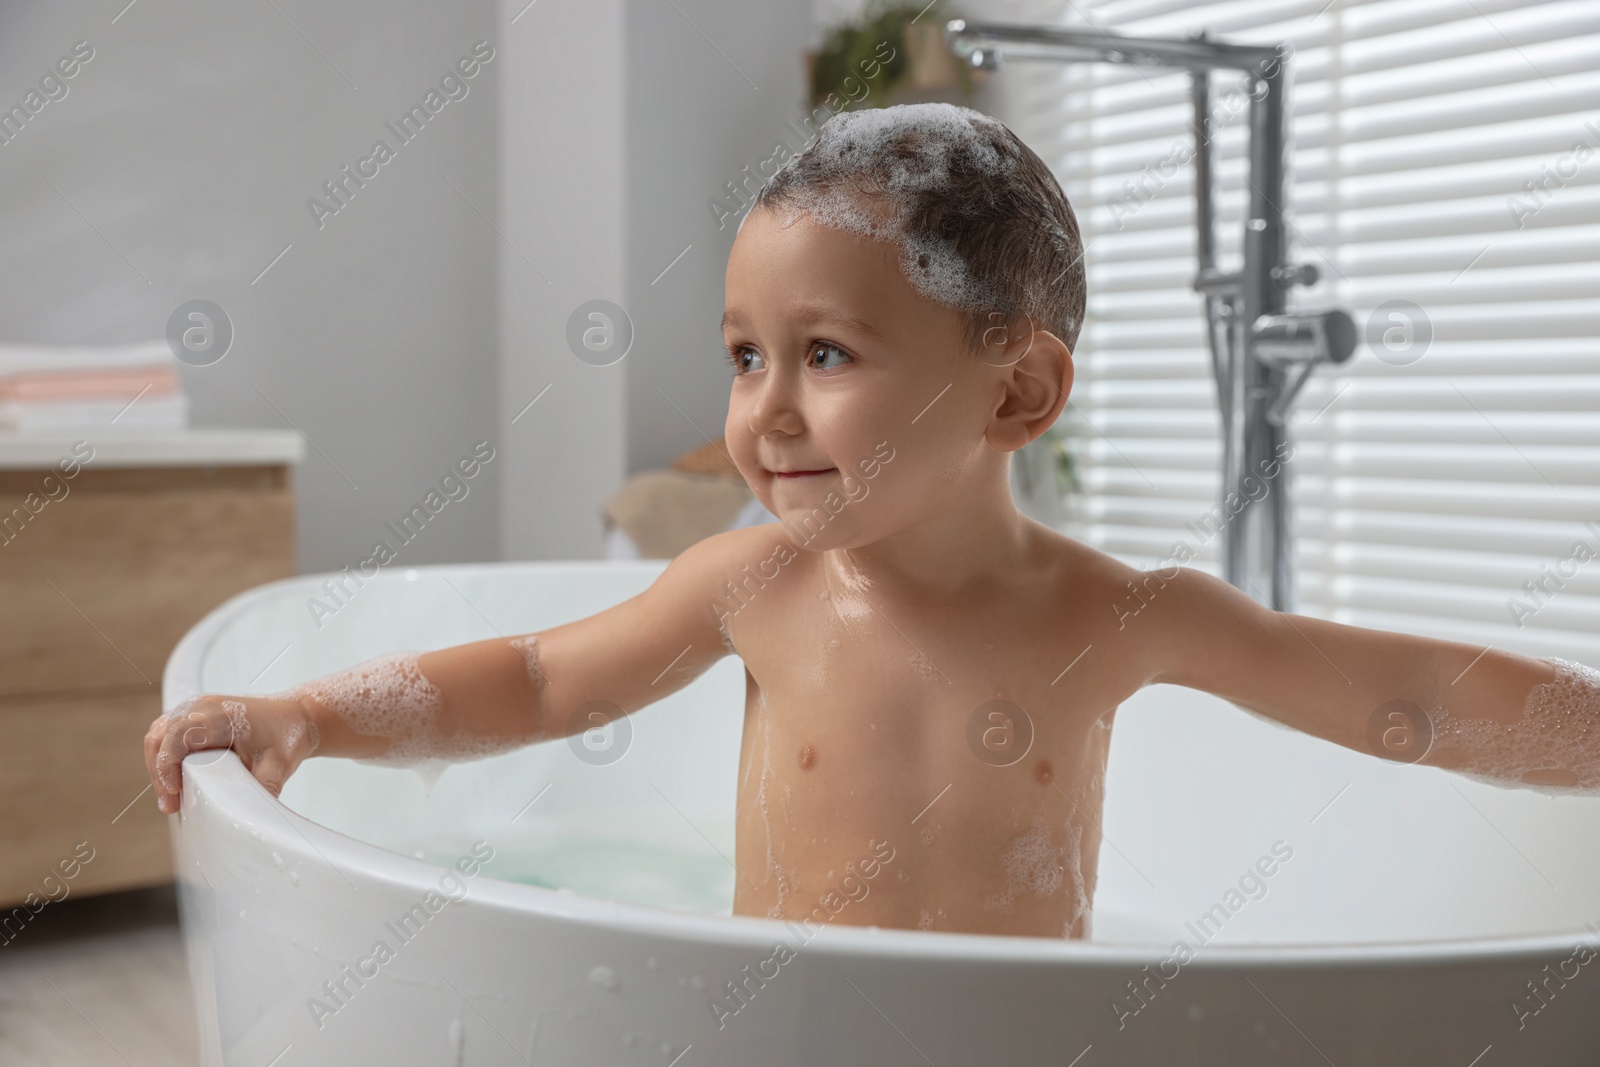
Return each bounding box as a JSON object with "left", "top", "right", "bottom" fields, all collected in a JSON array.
[{"left": 0, "top": 431, "right": 301, "bottom": 909}]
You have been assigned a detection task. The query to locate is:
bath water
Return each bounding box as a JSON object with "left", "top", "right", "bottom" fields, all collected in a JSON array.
[
  {"left": 409, "top": 820, "right": 737, "bottom": 917},
  {"left": 394, "top": 821, "right": 1186, "bottom": 943}
]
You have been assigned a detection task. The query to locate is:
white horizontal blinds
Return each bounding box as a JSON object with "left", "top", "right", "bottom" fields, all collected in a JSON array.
[{"left": 1014, "top": 0, "right": 1600, "bottom": 663}]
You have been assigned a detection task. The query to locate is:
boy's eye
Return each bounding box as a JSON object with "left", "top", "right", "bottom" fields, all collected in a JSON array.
[
  {"left": 727, "top": 346, "right": 764, "bottom": 374},
  {"left": 808, "top": 343, "right": 851, "bottom": 370}
]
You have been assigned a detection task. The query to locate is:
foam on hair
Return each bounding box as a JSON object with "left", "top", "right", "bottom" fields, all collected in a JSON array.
[
  {"left": 763, "top": 104, "right": 1016, "bottom": 319},
  {"left": 1430, "top": 658, "right": 1600, "bottom": 794},
  {"left": 749, "top": 102, "right": 1089, "bottom": 356}
]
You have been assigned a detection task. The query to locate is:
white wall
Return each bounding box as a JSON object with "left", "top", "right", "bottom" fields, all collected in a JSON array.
[
  {"left": 496, "top": 0, "right": 817, "bottom": 559},
  {"left": 495, "top": 0, "right": 628, "bottom": 560},
  {"left": 621, "top": 0, "right": 816, "bottom": 477},
  {"left": 0, "top": 0, "right": 502, "bottom": 573}
]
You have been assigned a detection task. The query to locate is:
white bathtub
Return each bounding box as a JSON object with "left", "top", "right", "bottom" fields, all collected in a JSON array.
[{"left": 165, "top": 561, "right": 1600, "bottom": 1065}]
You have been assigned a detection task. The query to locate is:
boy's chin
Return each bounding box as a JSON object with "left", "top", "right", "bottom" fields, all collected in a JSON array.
[{"left": 765, "top": 504, "right": 879, "bottom": 551}]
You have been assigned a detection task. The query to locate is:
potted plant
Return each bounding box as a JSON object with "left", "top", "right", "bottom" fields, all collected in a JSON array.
[{"left": 805, "top": 0, "right": 985, "bottom": 112}]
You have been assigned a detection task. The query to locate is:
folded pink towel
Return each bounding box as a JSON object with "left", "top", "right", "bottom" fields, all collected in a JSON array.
[{"left": 0, "top": 364, "right": 180, "bottom": 401}]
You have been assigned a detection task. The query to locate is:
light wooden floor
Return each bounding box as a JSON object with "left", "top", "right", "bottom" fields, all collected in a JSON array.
[{"left": 0, "top": 885, "right": 199, "bottom": 1066}]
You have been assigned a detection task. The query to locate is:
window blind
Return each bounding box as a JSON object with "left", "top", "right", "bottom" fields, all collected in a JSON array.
[{"left": 1008, "top": 0, "right": 1600, "bottom": 663}]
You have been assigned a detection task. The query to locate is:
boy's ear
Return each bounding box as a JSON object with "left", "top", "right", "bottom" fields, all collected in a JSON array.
[{"left": 981, "top": 315, "right": 1072, "bottom": 453}]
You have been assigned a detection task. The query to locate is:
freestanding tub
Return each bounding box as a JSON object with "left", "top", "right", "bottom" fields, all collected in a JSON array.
[{"left": 165, "top": 560, "right": 1600, "bottom": 1066}]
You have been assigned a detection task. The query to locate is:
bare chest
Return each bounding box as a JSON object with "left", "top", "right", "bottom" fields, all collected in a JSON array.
[{"left": 724, "top": 572, "right": 1127, "bottom": 936}]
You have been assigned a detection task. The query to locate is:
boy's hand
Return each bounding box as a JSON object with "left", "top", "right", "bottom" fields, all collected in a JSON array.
[{"left": 144, "top": 694, "right": 320, "bottom": 814}]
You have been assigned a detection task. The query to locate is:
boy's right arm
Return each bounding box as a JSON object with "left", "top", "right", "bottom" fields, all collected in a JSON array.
[{"left": 144, "top": 527, "right": 770, "bottom": 813}]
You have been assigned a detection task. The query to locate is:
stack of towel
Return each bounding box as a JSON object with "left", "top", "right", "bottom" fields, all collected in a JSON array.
[{"left": 0, "top": 341, "right": 187, "bottom": 431}]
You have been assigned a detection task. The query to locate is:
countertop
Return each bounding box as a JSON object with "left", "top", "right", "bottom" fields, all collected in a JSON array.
[{"left": 0, "top": 428, "right": 305, "bottom": 470}]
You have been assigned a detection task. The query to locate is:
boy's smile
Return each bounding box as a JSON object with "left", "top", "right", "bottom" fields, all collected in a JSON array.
[
  {"left": 723, "top": 204, "right": 1014, "bottom": 554},
  {"left": 720, "top": 202, "right": 1074, "bottom": 596}
]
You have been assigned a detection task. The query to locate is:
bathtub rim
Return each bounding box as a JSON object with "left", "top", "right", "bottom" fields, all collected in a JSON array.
[{"left": 164, "top": 558, "right": 1600, "bottom": 971}]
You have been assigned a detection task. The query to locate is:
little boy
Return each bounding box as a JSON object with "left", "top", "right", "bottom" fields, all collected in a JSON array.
[{"left": 146, "top": 103, "right": 1599, "bottom": 940}]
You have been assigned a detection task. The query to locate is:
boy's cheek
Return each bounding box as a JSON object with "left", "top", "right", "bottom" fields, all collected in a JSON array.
[{"left": 721, "top": 428, "right": 758, "bottom": 482}]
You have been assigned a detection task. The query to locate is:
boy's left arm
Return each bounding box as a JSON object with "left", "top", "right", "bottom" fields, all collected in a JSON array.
[{"left": 1133, "top": 565, "right": 1600, "bottom": 791}]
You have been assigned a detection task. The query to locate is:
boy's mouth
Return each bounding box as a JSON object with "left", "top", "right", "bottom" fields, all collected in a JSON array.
[{"left": 770, "top": 467, "right": 835, "bottom": 480}]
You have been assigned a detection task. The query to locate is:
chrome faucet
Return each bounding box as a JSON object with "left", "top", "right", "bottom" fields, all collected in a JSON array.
[{"left": 946, "top": 19, "right": 1357, "bottom": 611}]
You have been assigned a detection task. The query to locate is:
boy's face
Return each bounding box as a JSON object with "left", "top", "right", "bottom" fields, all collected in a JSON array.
[{"left": 721, "top": 204, "right": 1015, "bottom": 549}]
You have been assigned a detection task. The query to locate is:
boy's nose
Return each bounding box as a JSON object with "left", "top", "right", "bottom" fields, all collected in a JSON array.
[{"left": 747, "top": 371, "right": 805, "bottom": 437}]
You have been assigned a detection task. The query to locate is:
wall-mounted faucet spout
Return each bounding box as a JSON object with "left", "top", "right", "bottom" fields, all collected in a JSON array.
[{"left": 947, "top": 19, "right": 1356, "bottom": 611}]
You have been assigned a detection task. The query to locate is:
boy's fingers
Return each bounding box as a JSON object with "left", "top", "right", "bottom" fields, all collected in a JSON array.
[
  {"left": 153, "top": 719, "right": 184, "bottom": 793},
  {"left": 154, "top": 702, "right": 230, "bottom": 794},
  {"left": 252, "top": 750, "right": 291, "bottom": 799},
  {"left": 146, "top": 697, "right": 309, "bottom": 812},
  {"left": 144, "top": 707, "right": 180, "bottom": 763},
  {"left": 144, "top": 717, "right": 165, "bottom": 789}
]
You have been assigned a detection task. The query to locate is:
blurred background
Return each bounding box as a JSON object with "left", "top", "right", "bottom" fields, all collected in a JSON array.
[{"left": 0, "top": 0, "right": 1595, "bottom": 1061}]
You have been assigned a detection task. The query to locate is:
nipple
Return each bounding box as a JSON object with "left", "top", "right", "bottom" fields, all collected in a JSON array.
[
  {"left": 1034, "top": 759, "right": 1054, "bottom": 785},
  {"left": 798, "top": 743, "right": 817, "bottom": 771},
  {"left": 1428, "top": 658, "right": 1600, "bottom": 794}
]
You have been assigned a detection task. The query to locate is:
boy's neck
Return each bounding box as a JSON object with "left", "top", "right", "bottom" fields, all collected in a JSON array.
[{"left": 825, "top": 458, "right": 1034, "bottom": 600}]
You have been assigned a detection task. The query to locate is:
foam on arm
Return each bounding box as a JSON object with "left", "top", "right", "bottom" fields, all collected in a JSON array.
[
  {"left": 212, "top": 531, "right": 750, "bottom": 778},
  {"left": 1428, "top": 657, "right": 1600, "bottom": 794},
  {"left": 1131, "top": 567, "right": 1600, "bottom": 797},
  {"left": 271, "top": 636, "right": 552, "bottom": 768}
]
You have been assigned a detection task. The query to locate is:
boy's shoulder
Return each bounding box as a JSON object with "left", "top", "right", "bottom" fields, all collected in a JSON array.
[
  {"left": 1026, "top": 519, "right": 1151, "bottom": 591},
  {"left": 671, "top": 521, "right": 810, "bottom": 582},
  {"left": 679, "top": 518, "right": 1214, "bottom": 609},
  {"left": 1025, "top": 520, "right": 1223, "bottom": 634}
]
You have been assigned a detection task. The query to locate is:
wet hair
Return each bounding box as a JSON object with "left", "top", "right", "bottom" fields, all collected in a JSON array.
[{"left": 749, "top": 102, "right": 1086, "bottom": 357}]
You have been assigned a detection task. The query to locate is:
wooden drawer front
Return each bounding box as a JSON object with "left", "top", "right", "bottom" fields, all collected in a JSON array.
[
  {"left": 0, "top": 465, "right": 295, "bottom": 699},
  {"left": 0, "top": 689, "right": 174, "bottom": 910}
]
